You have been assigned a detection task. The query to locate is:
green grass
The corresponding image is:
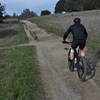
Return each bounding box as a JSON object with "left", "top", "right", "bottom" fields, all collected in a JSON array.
[
  {"left": 0, "top": 23, "right": 28, "bottom": 47},
  {"left": 14, "top": 24, "right": 28, "bottom": 44},
  {"left": 0, "top": 46, "right": 45, "bottom": 100},
  {"left": 0, "top": 21, "right": 45, "bottom": 100},
  {"left": 41, "top": 24, "right": 64, "bottom": 36},
  {"left": 87, "top": 35, "right": 100, "bottom": 53},
  {"left": 31, "top": 18, "right": 64, "bottom": 37}
]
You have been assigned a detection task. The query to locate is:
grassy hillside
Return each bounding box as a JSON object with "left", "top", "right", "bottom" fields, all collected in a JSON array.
[
  {"left": 0, "top": 20, "right": 28, "bottom": 47},
  {"left": 0, "top": 19, "right": 45, "bottom": 100},
  {"left": 30, "top": 10, "right": 100, "bottom": 54}
]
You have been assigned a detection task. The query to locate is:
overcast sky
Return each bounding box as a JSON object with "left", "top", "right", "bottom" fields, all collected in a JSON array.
[{"left": 1, "top": 0, "right": 59, "bottom": 15}]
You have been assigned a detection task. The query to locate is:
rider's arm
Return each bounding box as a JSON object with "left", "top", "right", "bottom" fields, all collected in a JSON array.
[
  {"left": 82, "top": 25, "right": 88, "bottom": 39},
  {"left": 63, "top": 27, "right": 71, "bottom": 41},
  {"left": 84, "top": 28, "right": 88, "bottom": 39}
]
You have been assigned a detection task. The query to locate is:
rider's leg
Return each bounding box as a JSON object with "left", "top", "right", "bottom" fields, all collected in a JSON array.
[
  {"left": 69, "top": 48, "right": 74, "bottom": 60},
  {"left": 79, "top": 39, "right": 86, "bottom": 57},
  {"left": 80, "top": 49, "right": 85, "bottom": 57},
  {"left": 70, "top": 40, "right": 77, "bottom": 60}
]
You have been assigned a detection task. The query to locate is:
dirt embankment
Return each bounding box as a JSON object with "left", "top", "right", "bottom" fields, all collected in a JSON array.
[
  {"left": 23, "top": 20, "right": 100, "bottom": 100},
  {"left": 0, "top": 19, "right": 19, "bottom": 38},
  {"left": 0, "top": 19, "right": 29, "bottom": 48}
]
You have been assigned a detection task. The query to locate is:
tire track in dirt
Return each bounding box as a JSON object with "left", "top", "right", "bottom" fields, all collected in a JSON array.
[{"left": 23, "top": 20, "right": 100, "bottom": 100}]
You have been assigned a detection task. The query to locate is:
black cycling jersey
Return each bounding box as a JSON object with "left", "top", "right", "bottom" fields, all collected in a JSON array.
[{"left": 63, "top": 23, "right": 88, "bottom": 41}]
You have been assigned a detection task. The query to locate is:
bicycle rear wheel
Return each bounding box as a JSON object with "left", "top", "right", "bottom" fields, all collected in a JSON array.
[
  {"left": 77, "top": 57, "right": 87, "bottom": 81},
  {"left": 86, "top": 59, "right": 96, "bottom": 79}
]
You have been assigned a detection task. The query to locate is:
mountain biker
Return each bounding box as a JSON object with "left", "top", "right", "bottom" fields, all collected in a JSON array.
[{"left": 63, "top": 17, "right": 88, "bottom": 66}]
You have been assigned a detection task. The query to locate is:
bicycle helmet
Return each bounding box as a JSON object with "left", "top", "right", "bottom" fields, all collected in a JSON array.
[{"left": 74, "top": 17, "right": 81, "bottom": 23}]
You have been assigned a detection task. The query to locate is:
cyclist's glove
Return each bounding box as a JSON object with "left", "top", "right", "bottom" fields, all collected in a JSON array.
[{"left": 62, "top": 40, "right": 66, "bottom": 44}]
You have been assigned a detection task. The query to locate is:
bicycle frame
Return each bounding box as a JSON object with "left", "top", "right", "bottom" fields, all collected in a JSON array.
[
  {"left": 63, "top": 41, "right": 96, "bottom": 81},
  {"left": 68, "top": 47, "right": 80, "bottom": 64}
]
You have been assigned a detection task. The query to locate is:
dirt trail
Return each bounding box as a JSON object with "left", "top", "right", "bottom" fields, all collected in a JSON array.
[{"left": 22, "top": 20, "right": 100, "bottom": 100}]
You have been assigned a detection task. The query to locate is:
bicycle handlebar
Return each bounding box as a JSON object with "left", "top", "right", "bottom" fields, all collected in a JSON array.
[{"left": 62, "top": 41, "right": 72, "bottom": 45}]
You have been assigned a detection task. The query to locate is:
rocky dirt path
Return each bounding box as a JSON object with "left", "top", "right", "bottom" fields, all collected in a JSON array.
[{"left": 22, "top": 20, "right": 100, "bottom": 100}]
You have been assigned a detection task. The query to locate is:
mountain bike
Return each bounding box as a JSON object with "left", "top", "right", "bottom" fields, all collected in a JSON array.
[{"left": 63, "top": 41, "right": 96, "bottom": 81}]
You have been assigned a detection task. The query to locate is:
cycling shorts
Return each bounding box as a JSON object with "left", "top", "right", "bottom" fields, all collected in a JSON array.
[{"left": 71, "top": 39, "right": 86, "bottom": 50}]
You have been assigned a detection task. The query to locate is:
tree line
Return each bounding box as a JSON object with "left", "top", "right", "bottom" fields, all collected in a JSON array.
[
  {"left": 0, "top": 2, "right": 54, "bottom": 22},
  {"left": 0, "top": 2, "right": 51, "bottom": 23},
  {"left": 0, "top": 3, "right": 37, "bottom": 23},
  {"left": 1, "top": 0, "right": 100, "bottom": 22},
  {"left": 0, "top": 3, "right": 5, "bottom": 22},
  {"left": 55, "top": 0, "right": 100, "bottom": 13}
]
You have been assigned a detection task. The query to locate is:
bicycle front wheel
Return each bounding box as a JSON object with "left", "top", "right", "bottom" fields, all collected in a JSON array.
[{"left": 68, "top": 59, "right": 74, "bottom": 72}]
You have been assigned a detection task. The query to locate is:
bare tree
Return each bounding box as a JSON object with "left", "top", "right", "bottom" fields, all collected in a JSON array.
[{"left": 0, "top": 3, "right": 5, "bottom": 23}]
